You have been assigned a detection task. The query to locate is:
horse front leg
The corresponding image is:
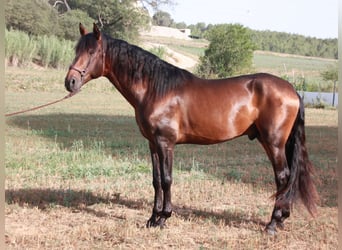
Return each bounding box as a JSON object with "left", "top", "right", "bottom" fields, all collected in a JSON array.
[
  {"left": 146, "top": 139, "right": 174, "bottom": 228},
  {"left": 158, "top": 143, "right": 174, "bottom": 228},
  {"left": 146, "top": 142, "right": 163, "bottom": 228}
]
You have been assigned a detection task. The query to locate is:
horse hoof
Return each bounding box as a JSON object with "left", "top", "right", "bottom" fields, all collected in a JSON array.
[
  {"left": 157, "top": 218, "right": 166, "bottom": 229},
  {"left": 146, "top": 218, "right": 157, "bottom": 228},
  {"left": 265, "top": 226, "right": 277, "bottom": 236},
  {"left": 146, "top": 217, "right": 166, "bottom": 228},
  {"left": 277, "top": 222, "right": 285, "bottom": 230}
]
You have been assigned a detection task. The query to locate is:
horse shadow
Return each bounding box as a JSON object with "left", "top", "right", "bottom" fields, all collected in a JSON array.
[
  {"left": 5, "top": 188, "right": 266, "bottom": 228},
  {"left": 5, "top": 113, "right": 146, "bottom": 152}
]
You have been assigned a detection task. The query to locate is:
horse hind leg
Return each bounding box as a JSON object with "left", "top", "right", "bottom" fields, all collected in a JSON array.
[
  {"left": 245, "top": 122, "right": 290, "bottom": 233},
  {"left": 267, "top": 154, "right": 291, "bottom": 235},
  {"left": 259, "top": 140, "right": 292, "bottom": 235}
]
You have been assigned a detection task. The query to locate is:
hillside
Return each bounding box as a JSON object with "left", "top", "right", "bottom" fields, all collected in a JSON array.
[
  {"left": 140, "top": 26, "right": 207, "bottom": 70},
  {"left": 140, "top": 27, "right": 336, "bottom": 80},
  {"left": 142, "top": 41, "right": 198, "bottom": 70}
]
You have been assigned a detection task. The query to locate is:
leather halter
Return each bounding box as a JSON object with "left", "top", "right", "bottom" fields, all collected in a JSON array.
[
  {"left": 68, "top": 39, "right": 106, "bottom": 82},
  {"left": 69, "top": 66, "right": 86, "bottom": 79}
]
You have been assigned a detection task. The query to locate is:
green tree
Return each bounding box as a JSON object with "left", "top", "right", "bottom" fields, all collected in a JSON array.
[
  {"left": 138, "top": 0, "right": 176, "bottom": 11},
  {"left": 172, "top": 22, "right": 187, "bottom": 29},
  {"left": 67, "top": 0, "right": 150, "bottom": 42},
  {"left": 6, "top": 0, "right": 59, "bottom": 36},
  {"left": 188, "top": 22, "right": 207, "bottom": 38},
  {"left": 250, "top": 30, "right": 337, "bottom": 59},
  {"left": 6, "top": 0, "right": 178, "bottom": 42},
  {"left": 321, "top": 64, "right": 338, "bottom": 105},
  {"left": 58, "top": 9, "right": 94, "bottom": 41},
  {"left": 321, "top": 64, "right": 338, "bottom": 82},
  {"left": 152, "top": 11, "right": 173, "bottom": 26},
  {"left": 197, "top": 24, "right": 255, "bottom": 78}
]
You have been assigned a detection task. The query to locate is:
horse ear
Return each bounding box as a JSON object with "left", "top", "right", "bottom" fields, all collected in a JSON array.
[
  {"left": 93, "top": 23, "right": 101, "bottom": 41},
  {"left": 79, "top": 23, "right": 87, "bottom": 36}
]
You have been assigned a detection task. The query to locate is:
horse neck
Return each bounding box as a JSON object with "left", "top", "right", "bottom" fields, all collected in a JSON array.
[
  {"left": 105, "top": 73, "right": 137, "bottom": 108},
  {"left": 104, "top": 53, "right": 146, "bottom": 109},
  {"left": 103, "top": 38, "right": 193, "bottom": 108}
]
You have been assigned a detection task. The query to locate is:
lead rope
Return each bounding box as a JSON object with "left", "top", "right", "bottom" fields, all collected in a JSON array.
[{"left": 5, "top": 91, "right": 79, "bottom": 117}]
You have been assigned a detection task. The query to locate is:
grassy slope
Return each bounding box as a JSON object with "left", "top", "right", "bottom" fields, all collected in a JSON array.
[
  {"left": 5, "top": 65, "right": 337, "bottom": 249},
  {"left": 141, "top": 36, "right": 337, "bottom": 92}
]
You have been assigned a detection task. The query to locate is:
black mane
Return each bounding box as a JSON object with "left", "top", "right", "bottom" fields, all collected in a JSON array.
[
  {"left": 75, "top": 33, "right": 98, "bottom": 55},
  {"left": 103, "top": 34, "right": 194, "bottom": 97}
]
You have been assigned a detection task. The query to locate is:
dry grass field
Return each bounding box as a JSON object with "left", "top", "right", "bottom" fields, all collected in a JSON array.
[{"left": 5, "top": 67, "right": 337, "bottom": 249}]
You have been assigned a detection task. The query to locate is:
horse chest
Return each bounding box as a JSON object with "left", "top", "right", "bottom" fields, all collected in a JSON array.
[{"left": 135, "top": 100, "right": 181, "bottom": 142}]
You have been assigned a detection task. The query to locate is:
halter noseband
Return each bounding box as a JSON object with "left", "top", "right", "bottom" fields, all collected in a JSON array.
[{"left": 69, "top": 66, "right": 86, "bottom": 79}]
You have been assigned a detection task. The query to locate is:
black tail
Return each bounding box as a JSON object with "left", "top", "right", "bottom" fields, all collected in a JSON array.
[{"left": 283, "top": 94, "right": 319, "bottom": 215}]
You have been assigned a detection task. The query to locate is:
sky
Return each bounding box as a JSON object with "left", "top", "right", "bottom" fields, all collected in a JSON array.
[{"left": 158, "top": 0, "right": 338, "bottom": 39}]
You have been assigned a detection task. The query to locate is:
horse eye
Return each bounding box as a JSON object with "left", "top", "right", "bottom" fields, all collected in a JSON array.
[{"left": 88, "top": 49, "right": 95, "bottom": 55}]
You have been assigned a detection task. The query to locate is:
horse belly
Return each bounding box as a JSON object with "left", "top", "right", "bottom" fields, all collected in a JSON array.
[{"left": 179, "top": 104, "right": 255, "bottom": 144}]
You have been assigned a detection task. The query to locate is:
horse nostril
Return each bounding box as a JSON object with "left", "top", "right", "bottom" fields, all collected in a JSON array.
[{"left": 70, "top": 78, "right": 76, "bottom": 87}]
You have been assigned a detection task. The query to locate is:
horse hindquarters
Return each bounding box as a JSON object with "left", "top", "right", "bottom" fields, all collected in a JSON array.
[{"left": 261, "top": 95, "right": 318, "bottom": 234}]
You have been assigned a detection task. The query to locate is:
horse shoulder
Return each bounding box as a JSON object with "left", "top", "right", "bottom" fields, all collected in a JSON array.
[{"left": 136, "top": 94, "right": 182, "bottom": 143}]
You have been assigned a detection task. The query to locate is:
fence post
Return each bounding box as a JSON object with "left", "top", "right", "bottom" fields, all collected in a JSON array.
[{"left": 332, "top": 80, "right": 337, "bottom": 106}]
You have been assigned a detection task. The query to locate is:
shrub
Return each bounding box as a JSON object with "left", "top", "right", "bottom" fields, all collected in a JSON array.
[
  {"left": 196, "top": 24, "right": 255, "bottom": 78},
  {"left": 149, "top": 46, "right": 167, "bottom": 59}
]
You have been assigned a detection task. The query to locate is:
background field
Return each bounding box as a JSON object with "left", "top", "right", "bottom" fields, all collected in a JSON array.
[
  {"left": 5, "top": 48, "right": 337, "bottom": 249},
  {"left": 140, "top": 36, "right": 337, "bottom": 92}
]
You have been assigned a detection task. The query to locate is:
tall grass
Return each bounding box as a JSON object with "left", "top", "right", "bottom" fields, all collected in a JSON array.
[
  {"left": 5, "top": 29, "right": 37, "bottom": 66},
  {"left": 38, "top": 35, "right": 74, "bottom": 68},
  {"left": 5, "top": 29, "right": 75, "bottom": 69},
  {"left": 38, "top": 35, "right": 53, "bottom": 67}
]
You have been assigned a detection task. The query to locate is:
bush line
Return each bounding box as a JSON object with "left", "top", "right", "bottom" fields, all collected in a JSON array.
[{"left": 5, "top": 29, "right": 75, "bottom": 69}]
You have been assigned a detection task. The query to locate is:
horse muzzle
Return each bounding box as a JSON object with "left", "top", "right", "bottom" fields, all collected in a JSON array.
[
  {"left": 65, "top": 75, "right": 82, "bottom": 93},
  {"left": 65, "top": 66, "right": 86, "bottom": 93}
]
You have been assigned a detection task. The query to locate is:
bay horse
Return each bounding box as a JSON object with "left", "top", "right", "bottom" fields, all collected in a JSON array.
[{"left": 65, "top": 23, "right": 318, "bottom": 235}]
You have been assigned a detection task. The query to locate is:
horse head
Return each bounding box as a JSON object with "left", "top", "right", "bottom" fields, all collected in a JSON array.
[{"left": 65, "top": 23, "right": 105, "bottom": 93}]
